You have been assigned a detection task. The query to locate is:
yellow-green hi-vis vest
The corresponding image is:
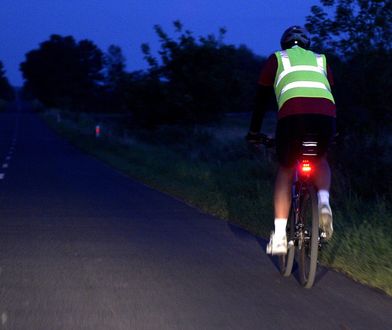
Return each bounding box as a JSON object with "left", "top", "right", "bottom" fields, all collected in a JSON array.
[{"left": 274, "top": 46, "right": 335, "bottom": 110}]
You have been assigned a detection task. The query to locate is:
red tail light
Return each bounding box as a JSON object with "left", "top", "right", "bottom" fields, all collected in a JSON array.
[{"left": 300, "top": 160, "right": 312, "bottom": 173}]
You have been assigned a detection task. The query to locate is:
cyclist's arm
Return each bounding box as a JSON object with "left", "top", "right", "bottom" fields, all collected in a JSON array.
[
  {"left": 248, "top": 54, "right": 277, "bottom": 135},
  {"left": 249, "top": 85, "right": 275, "bottom": 133}
]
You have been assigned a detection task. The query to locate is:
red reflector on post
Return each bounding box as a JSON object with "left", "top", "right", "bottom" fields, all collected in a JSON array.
[{"left": 95, "top": 125, "right": 101, "bottom": 138}]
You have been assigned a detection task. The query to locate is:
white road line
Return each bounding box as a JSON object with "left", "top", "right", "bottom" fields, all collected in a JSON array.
[
  {"left": 0, "top": 173, "right": 5, "bottom": 180},
  {"left": 2, "top": 164, "right": 8, "bottom": 169},
  {"left": 1, "top": 312, "right": 7, "bottom": 325},
  {"left": 6, "top": 156, "right": 11, "bottom": 161}
]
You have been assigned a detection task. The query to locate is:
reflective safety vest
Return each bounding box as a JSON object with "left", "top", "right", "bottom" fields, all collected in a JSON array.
[{"left": 274, "top": 46, "right": 335, "bottom": 110}]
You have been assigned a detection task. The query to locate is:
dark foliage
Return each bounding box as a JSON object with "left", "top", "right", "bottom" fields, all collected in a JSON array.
[
  {"left": 0, "top": 61, "right": 14, "bottom": 101},
  {"left": 306, "top": 0, "right": 392, "bottom": 201},
  {"left": 20, "top": 35, "right": 105, "bottom": 111},
  {"left": 101, "top": 45, "right": 129, "bottom": 112},
  {"left": 137, "top": 21, "right": 264, "bottom": 126},
  {"left": 306, "top": 0, "right": 392, "bottom": 128},
  {"left": 306, "top": 0, "right": 391, "bottom": 56},
  {"left": 19, "top": 25, "right": 264, "bottom": 125}
]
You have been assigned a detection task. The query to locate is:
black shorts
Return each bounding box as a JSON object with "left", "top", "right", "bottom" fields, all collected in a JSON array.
[{"left": 275, "top": 114, "right": 336, "bottom": 167}]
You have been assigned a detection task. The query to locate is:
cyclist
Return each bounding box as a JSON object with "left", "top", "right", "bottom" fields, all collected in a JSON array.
[{"left": 247, "top": 26, "right": 336, "bottom": 255}]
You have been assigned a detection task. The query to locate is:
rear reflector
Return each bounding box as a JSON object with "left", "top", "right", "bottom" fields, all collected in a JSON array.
[{"left": 301, "top": 160, "right": 312, "bottom": 173}]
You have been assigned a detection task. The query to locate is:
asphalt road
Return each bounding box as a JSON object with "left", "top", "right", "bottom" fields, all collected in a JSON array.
[{"left": 0, "top": 101, "right": 391, "bottom": 330}]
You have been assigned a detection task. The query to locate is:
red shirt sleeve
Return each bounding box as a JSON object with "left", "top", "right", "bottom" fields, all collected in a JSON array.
[{"left": 258, "top": 54, "right": 277, "bottom": 86}]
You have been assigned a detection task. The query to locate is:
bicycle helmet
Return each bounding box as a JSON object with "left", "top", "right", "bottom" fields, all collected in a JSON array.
[{"left": 280, "top": 26, "right": 310, "bottom": 50}]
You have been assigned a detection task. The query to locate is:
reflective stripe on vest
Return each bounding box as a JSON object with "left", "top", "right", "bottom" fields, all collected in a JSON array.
[
  {"left": 274, "top": 47, "right": 335, "bottom": 110},
  {"left": 279, "top": 81, "right": 329, "bottom": 98}
]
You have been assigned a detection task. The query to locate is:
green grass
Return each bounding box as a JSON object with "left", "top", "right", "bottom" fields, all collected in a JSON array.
[{"left": 43, "top": 110, "right": 392, "bottom": 296}]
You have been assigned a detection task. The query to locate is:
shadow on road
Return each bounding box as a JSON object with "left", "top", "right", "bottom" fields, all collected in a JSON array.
[
  {"left": 227, "top": 223, "right": 330, "bottom": 287},
  {"left": 226, "top": 223, "right": 283, "bottom": 273}
]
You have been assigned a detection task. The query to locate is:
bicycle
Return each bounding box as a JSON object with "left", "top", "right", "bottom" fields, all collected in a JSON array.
[{"left": 248, "top": 133, "right": 327, "bottom": 288}]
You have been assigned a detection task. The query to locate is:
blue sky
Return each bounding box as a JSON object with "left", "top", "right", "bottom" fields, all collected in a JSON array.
[{"left": 1, "top": 1, "right": 319, "bottom": 86}]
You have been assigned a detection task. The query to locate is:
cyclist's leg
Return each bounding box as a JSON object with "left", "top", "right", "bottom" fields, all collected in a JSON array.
[
  {"left": 266, "top": 118, "right": 297, "bottom": 254},
  {"left": 307, "top": 114, "right": 335, "bottom": 193},
  {"left": 310, "top": 116, "right": 336, "bottom": 239},
  {"left": 313, "top": 156, "right": 331, "bottom": 191},
  {"left": 274, "top": 116, "right": 298, "bottom": 221},
  {"left": 266, "top": 164, "right": 294, "bottom": 254},
  {"left": 274, "top": 165, "right": 294, "bottom": 219},
  {"left": 313, "top": 156, "right": 333, "bottom": 238},
  {"left": 314, "top": 158, "right": 333, "bottom": 239}
]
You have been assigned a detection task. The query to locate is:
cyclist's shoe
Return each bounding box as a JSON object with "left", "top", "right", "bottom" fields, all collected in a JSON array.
[
  {"left": 319, "top": 204, "right": 333, "bottom": 240},
  {"left": 266, "top": 231, "right": 287, "bottom": 255}
]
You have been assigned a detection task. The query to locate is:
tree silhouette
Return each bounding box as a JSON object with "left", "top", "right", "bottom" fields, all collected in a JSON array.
[
  {"left": 105, "top": 45, "right": 126, "bottom": 88},
  {"left": 306, "top": 0, "right": 392, "bottom": 56},
  {"left": 20, "top": 34, "right": 104, "bottom": 111},
  {"left": 306, "top": 0, "right": 392, "bottom": 126},
  {"left": 102, "top": 45, "right": 129, "bottom": 112},
  {"left": 306, "top": 0, "right": 392, "bottom": 201},
  {"left": 0, "top": 61, "right": 14, "bottom": 101},
  {"left": 140, "top": 21, "right": 263, "bottom": 124}
]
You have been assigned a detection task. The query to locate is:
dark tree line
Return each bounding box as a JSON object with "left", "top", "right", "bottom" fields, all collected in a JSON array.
[
  {"left": 20, "top": 24, "right": 263, "bottom": 126},
  {"left": 19, "top": 0, "right": 391, "bottom": 134},
  {"left": 0, "top": 61, "right": 14, "bottom": 101},
  {"left": 138, "top": 21, "right": 263, "bottom": 125}
]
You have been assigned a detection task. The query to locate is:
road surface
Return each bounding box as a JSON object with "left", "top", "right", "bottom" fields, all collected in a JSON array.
[{"left": 0, "top": 101, "right": 391, "bottom": 329}]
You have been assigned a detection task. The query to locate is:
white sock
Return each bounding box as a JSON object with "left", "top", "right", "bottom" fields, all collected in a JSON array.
[
  {"left": 318, "top": 190, "right": 330, "bottom": 206},
  {"left": 274, "top": 218, "right": 287, "bottom": 238}
]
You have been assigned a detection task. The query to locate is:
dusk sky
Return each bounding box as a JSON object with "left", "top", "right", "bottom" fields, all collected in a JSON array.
[{"left": 1, "top": 0, "right": 319, "bottom": 86}]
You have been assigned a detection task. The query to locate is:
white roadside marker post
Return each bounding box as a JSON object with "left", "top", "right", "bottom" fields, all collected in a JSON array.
[{"left": 95, "top": 125, "right": 101, "bottom": 138}]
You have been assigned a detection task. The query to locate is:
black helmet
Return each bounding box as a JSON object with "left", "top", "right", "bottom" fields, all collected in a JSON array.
[{"left": 280, "top": 26, "right": 310, "bottom": 50}]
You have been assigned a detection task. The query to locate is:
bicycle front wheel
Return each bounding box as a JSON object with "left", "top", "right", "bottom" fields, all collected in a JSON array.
[{"left": 297, "top": 185, "right": 319, "bottom": 288}]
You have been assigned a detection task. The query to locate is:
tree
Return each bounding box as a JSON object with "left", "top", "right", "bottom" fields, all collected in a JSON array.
[
  {"left": 103, "top": 45, "right": 129, "bottom": 112},
  {"left": 305, "top": 0, "right": 392, "bottom": 126},
  {"left": 0, "top": 61, "right": 14, "bottom": 101},
  {"left": 75, "top": 39, "right": 105, "bottom": 110},
  {"left": 306, "top": 0, "right": 392, "bottom": 56},
  {"left": 140, "top": 21, "right": 263, "bottom": 125},
  {"left": 105, "top": 45, "right": 126, "bottom": 86},
  {"left": 306, "top": 0, "right": 392, "bottom": 201},
  {"left": 20, "top": 34, "right": 104, "bottom": 111}
]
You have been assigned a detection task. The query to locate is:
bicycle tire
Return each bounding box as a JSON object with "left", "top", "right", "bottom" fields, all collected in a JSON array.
[
  {"left": 279, "top": 205, "right": 295, "bottom": 277},
  {"left": 297, "top": 185, "right": 319, "bottom": 288}
]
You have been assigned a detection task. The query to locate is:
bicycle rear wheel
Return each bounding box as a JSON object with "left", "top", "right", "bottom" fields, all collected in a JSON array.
[
  {"left": 279, "top": 205, "right": 295, "bottom": 277},
  {"left": 297, "top": 185, "right": 319, "bottom": 288}
]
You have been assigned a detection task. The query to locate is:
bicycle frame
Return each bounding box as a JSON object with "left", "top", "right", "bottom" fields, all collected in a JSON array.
[
  {"left": 287, "top": 159, "right": 315, "bottom": 250},
  {"left": 257, "top": 134, "right": 325, "bottom": 288}
]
